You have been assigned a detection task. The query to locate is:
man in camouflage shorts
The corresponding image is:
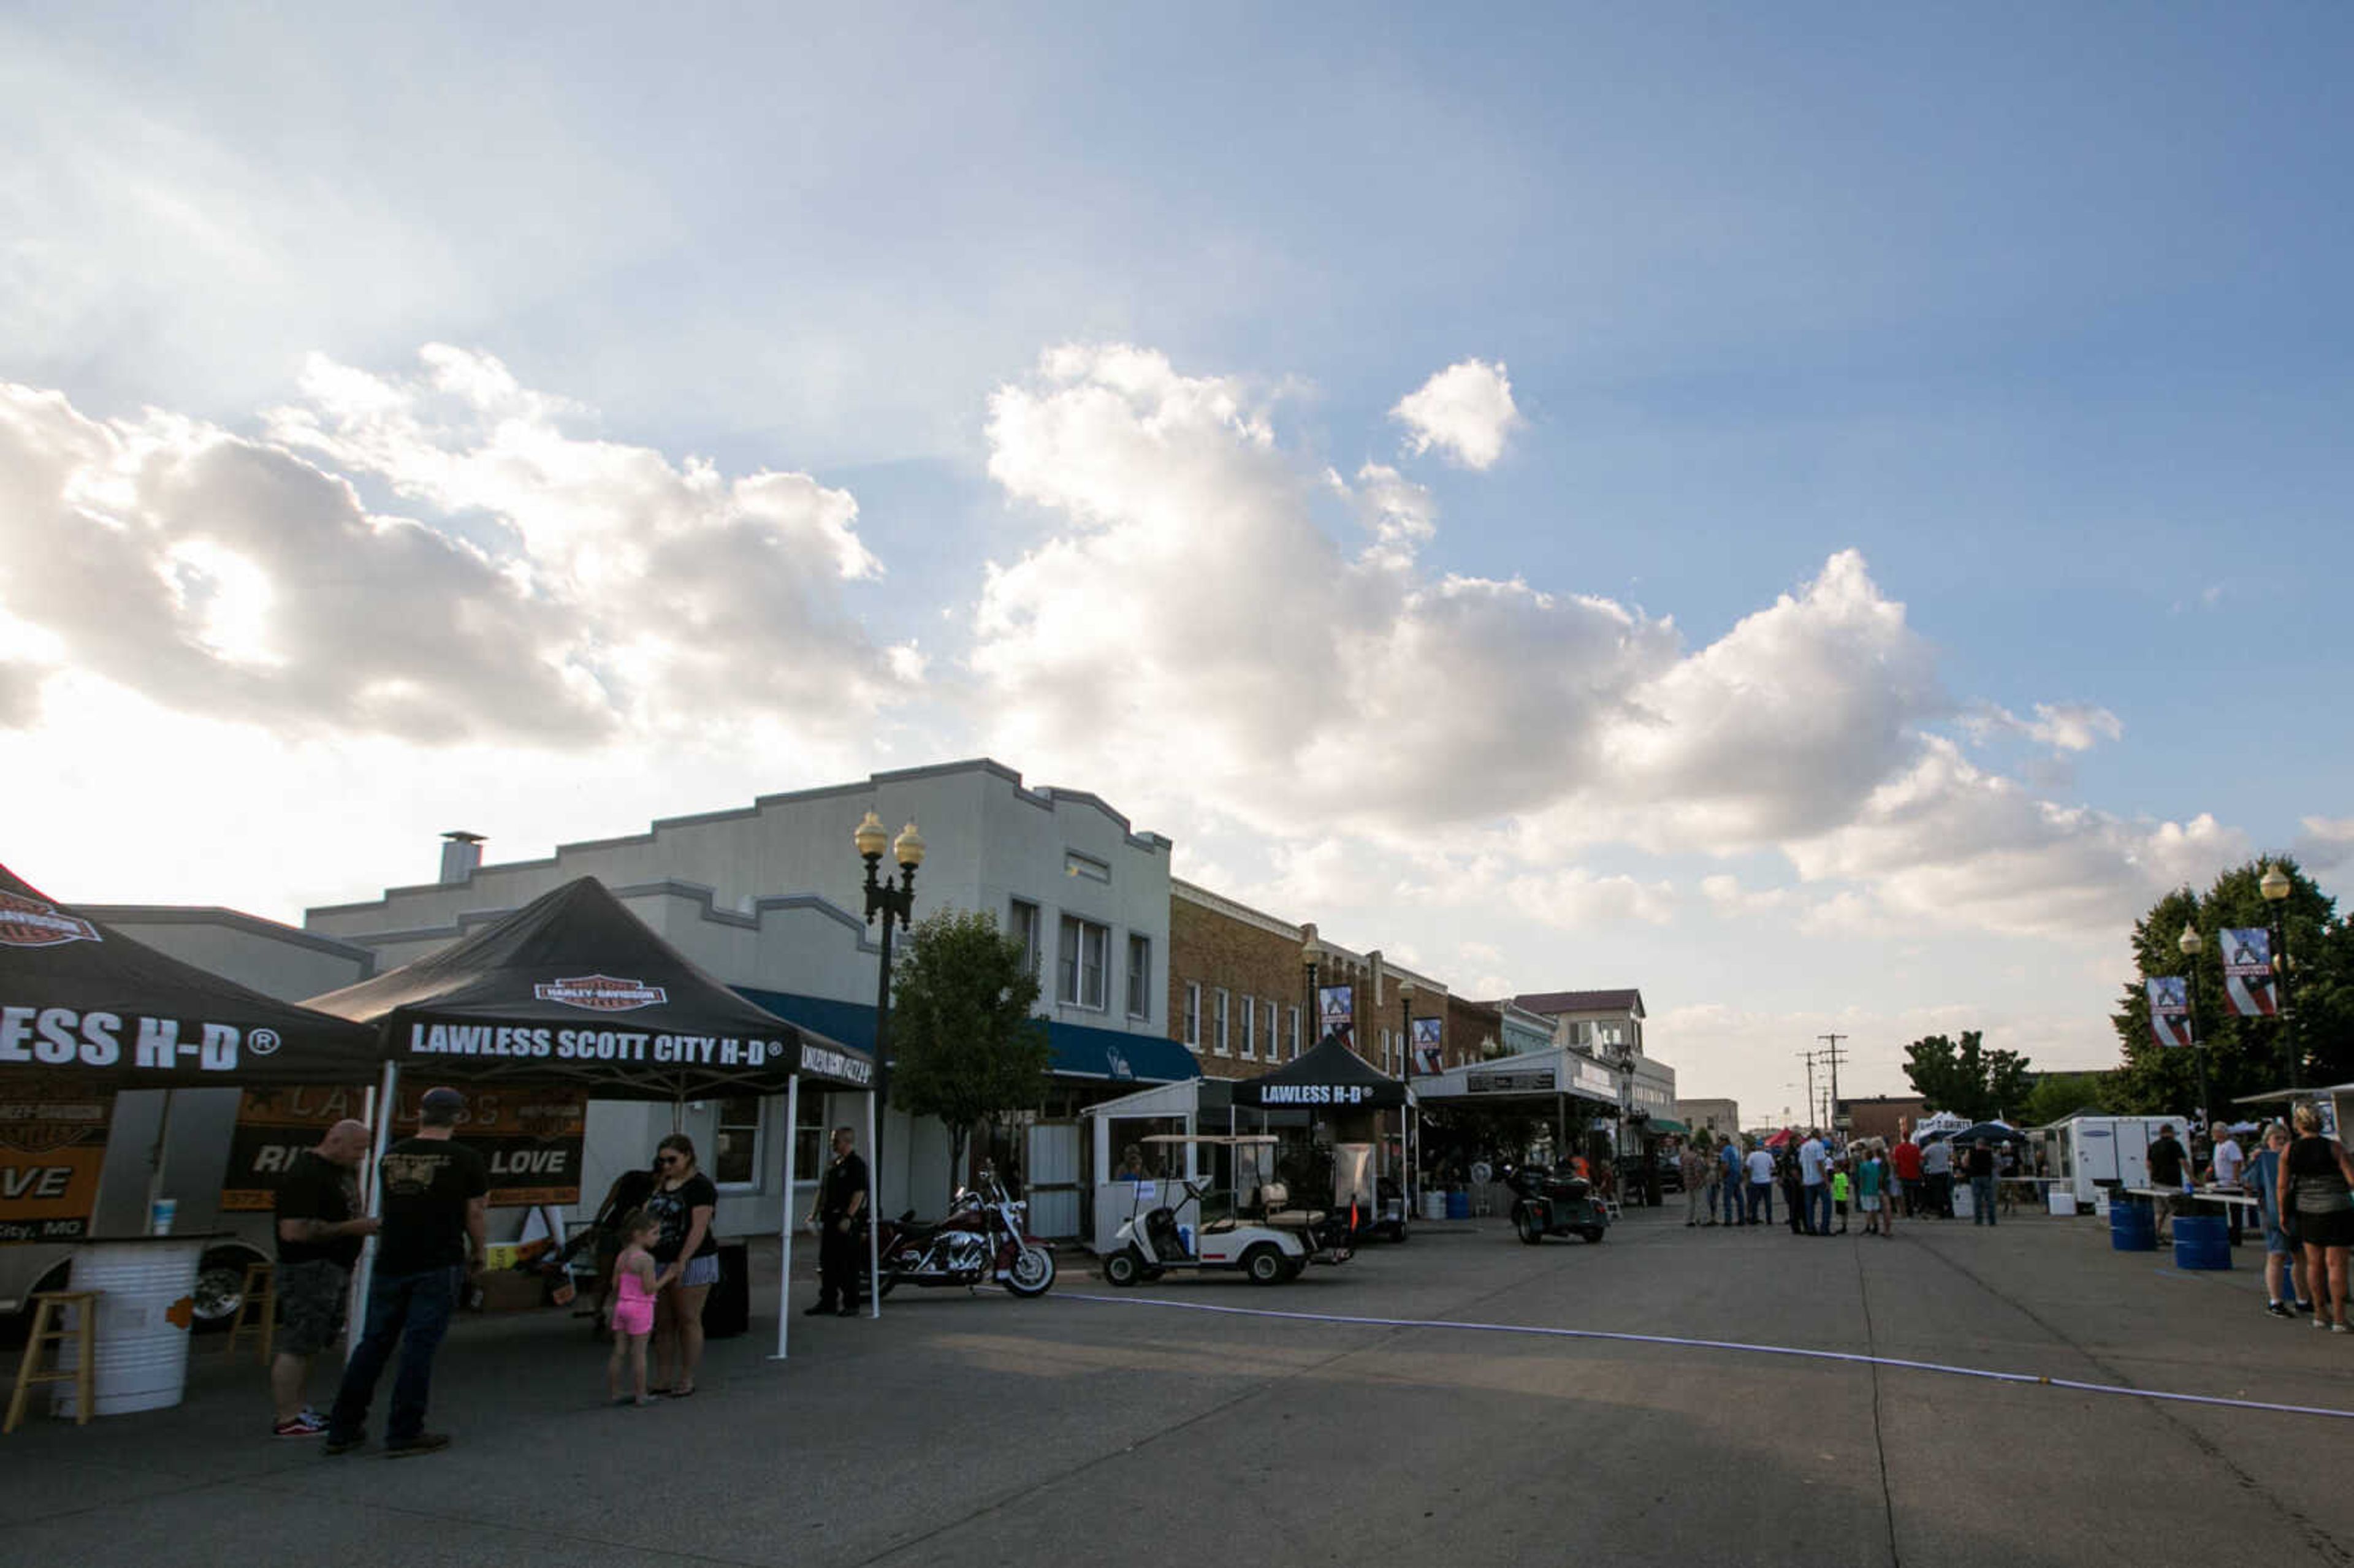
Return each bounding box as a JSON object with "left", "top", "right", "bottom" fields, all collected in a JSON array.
[{"left": 270, "top": 1119, "right": 379, "bottom": 1437}]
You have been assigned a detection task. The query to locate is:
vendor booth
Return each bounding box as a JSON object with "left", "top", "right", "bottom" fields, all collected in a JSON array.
[
  {"left": 1412, "top": 1044, "right": 1625, "bottom": 1205},
  {"left": 304, "top": 876, "right": 874, "bottom": 1360},
  {"left": 1, "top": 862, "right": 383, "bottom": 1419}
]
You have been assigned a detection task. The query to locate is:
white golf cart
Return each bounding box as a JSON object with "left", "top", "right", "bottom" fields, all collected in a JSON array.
[{"left": 1102, "top": 1135, "right": 1352, "bottom": 1286}]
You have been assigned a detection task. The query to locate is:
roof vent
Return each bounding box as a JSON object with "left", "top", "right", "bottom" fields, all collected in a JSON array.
[{"left": 439, "top": 831, "right": 485, "bottom": 886}]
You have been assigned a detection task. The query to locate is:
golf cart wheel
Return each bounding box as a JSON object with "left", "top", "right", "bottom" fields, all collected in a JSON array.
[
  {"left": 1004, "top": 1243, "right": 1056, "bottom": 1298},
  {"left": 1103, "top": 1248, "right": 1143, "bottom": 1288},
  {"left": 1514, "top": 1208, "right": 1545, "bottom": 1246},
  {"left": 1580, "top": 1225, "right": 1606, "bottom": 1244},
  {"left": 1243, "top": 1246, "right": 1286, "bottom": 1285}
]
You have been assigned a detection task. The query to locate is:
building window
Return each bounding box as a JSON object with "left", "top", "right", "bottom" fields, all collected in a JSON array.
[
  {"left": 1241, "top": 996, "right": 1257, "bottom": 1060},
  {"left": 792, "top": 1089, "right": 826, "bottom": 1186},
  {"left": 1213, "top": 988, "right": 1230, "bottom": 1055},
  {"left": 1126, "top": 934, "right": 1151, "bottom": 1020},
  {"left": 1059, "top": 915, "right": 1108, "bottom": 1010},
  {"left": 1182, "top": 982, "right": 1201, "bottom": 1049},
  {"left": 1065, "top": 850, "right": 1111, "bottom": 884},
  {"left": 1009, "top": 899, "right": 1042, "bottom": 979},
  {"left": 1262, "top": 999, "right": 1277, "bottom": 1059},
  {"left": 1287, "top": 1005, "right": 1301, "bottom": 1058},
  {"left": 714, "top": 1095, "right": 763, "bottom": 1187}
]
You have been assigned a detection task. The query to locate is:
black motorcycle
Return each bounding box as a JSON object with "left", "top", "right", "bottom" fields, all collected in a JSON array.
[{"left": 1500, "top": 1162, "right": 1611, "bottom": 1245}]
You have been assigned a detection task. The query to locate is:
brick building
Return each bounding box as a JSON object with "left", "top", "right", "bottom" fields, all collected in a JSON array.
[{"left": 1837, "top": 1095, "right": 1928, "bottom": 1146}]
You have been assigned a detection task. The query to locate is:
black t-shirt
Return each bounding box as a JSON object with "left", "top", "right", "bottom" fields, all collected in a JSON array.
[
  {"left": 1964, "top": 1146, "right": 1996, "bottom": 1179},
  {"left": 596, "top": 1168, "right": 659, "bottom": 1237},
  {"left": 645, "top": 1173, "right": 720, "bottom": 1263},
  {"left": 819, "top": 1151, "right": 869, "bottom": 1219},
  {"left": 375, "top": 1136, "right": 490, "bottom": 1275},
  {"left": 275, "top": 1149, "right": 362, "bottom": 1268},
  {"left": 2146, "top": 1137, "right": 2187, "bottom": 1186}
]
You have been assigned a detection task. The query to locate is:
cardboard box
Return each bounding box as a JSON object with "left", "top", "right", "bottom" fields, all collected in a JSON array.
[{"left": 476, "top": 1270, "right": 547, "bottom": 1312}]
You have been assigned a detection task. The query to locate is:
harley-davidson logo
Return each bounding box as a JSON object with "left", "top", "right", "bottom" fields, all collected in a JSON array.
[
  {"left": 533, "top": 974, "right": 668, "bottom": 1012},
  {"left": 0, "top": 1100, "right": 109, "bottom": 1155},
  {"left": 0, "top": 892, "right": 101, "bottom": 949}
]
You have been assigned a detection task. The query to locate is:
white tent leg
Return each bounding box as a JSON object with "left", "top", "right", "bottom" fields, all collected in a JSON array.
[
  {"left": 773, "top": 1074, "right": 799, "bottom": 1360},
  {"left": 866, "top": 1090, "right": 881, "bottom": 1321},
  {"left": 346, "top": 1060, "right": 399, "bottom": 1368}
]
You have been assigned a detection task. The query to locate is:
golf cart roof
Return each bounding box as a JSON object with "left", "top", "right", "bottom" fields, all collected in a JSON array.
[{"left": 1139, "top": 1133, "right": 1279, "bottom": 1146}]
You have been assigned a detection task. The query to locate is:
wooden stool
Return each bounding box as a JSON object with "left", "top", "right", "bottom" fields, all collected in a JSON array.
[
  {"left": 224, "top": 1260, "right": 276, "bottom": 1364},
  {"left": 6, "top": 1289, "right": 101, "bottom": 1433}
]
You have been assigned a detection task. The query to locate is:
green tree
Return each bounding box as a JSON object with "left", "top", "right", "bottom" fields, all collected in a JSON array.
[
  {"left": 2019, "top": 1070, "right": 2112, "bottom": 1129},
  {"left": 2108, "top": 858, "right": 2349, "bottom": 1118},
  {"left": 1902, "top": 1030, "right": 2032, "bottom": 1123},
  {"left": 887, "top": 908, "right": 1052, "bottom": 1200}
]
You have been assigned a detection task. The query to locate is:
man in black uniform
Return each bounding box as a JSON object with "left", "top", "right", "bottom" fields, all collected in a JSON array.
[
  {"left": 806, "top": 1126, "right": 869, "bottom": 1318},
  {"left": 326, "top": 1085, "right": 488, "bottom": 1458}
]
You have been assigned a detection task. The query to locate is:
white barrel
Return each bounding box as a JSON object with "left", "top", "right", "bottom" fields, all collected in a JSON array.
[
  {"left": 1421, "top": 1192, "right": 1447, "bottom": 1220},
  {"left": 55, "top": 1239, "right": 205, "bottom": 1418}
]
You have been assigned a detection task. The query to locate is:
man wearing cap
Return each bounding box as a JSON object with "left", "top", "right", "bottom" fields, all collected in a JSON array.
[{"left": 325, "top": 1086, "right": 489, "bottom": 1458}]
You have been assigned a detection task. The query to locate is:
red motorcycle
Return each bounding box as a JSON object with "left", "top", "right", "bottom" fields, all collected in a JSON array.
[{"left": 871, "top": 1166, "right": 1056, "bottom": 1298}]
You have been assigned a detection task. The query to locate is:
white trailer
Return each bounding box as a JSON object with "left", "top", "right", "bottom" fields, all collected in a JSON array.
[{"left": 2035, "top": 1114, "right": 2190, "bottom": 1206}]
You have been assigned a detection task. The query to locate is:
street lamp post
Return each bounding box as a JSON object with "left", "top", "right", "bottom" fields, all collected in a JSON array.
[
  {"left": 1301, "top": 939, "right": 1322, "bottom": 1046},
  {"left": 2177, "top": 922, "right": 2213, "bottom": 1132},
  {"left": 855, "top": 810, "right": 924, "bottom": 1168},
  {"left": 2261, "top": 862, "right": 2298, "bottom": 1090}
]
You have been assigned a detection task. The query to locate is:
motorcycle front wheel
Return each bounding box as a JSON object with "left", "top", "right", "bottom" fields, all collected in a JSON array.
[{"left": 1004, "top": 1243, "right": 1056, "bottom": 1297}]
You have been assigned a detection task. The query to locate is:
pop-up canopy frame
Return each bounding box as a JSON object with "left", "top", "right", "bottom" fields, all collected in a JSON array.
[{"left": 305, "top": 876, "right": 875, "bottom": 1358}]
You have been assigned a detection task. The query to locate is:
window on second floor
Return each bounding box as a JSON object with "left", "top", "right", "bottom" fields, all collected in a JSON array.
[
  {"left": 1240, "top": 996, "right": 1257, "bottom": 1059},
  {"left": 1287, "top": 1005, "right": 1301, "bottom": 1058},
  {"left": 1058, "top": 915, "right": 1108, "bottom": 1010},
  {"left": 1126, "top": 934, "right": 1151, "bottom": 1019},
  {"left": 1212, "top": 988, "right": 1230, "bottom": 1054},
  {"left": 1182, "top": 981, "right": 1201, "bottom": 1048},
  {"left": 1008, "top": 899, "right": 1042, "bottom": 980}
]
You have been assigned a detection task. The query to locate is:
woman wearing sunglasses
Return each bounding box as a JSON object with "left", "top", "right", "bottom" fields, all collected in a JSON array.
[{"left": 644, "top": 1133, "right": 719, "bottom": 1396}]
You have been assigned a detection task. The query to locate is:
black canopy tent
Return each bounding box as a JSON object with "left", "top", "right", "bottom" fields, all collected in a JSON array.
[
  {"left": 1232, "top": 1033, "right": 1409, "bottom": 1111},
  {"left": 1, "top": 862, "right": 384, "bottom": 1238},
  {"left": 303, "top": 876, "right": 875, "bottom": 1358}
]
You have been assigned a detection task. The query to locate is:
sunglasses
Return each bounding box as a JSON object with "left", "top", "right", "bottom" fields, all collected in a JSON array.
[{"left": 657, "top": 1154, "right": 681, "bottom": 1166}]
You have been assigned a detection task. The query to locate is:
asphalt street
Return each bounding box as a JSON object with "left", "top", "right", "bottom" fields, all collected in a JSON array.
[{"left": 5, "top": 1201, "right": 2350, "bottom": 1568}]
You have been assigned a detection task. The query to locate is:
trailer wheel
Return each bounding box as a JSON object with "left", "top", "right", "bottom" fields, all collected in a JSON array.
[
  {"left": 1243, "top": 1246, "right": 1286, "bottom": 1284},
  {"left": 191, "top": 1245, "right": 269, "bottom": 1333},
  {"left": 1103, "top": 1248, "right": 1142, "bottom": 1288},
  {"left": 1580, "top": 1226, "right": 1606, "bottom": 1244}
]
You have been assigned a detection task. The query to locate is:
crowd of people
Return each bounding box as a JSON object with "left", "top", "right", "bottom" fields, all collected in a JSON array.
[{"left": 1674, "top": 1124, "right": 2017, "bottom": 1237}]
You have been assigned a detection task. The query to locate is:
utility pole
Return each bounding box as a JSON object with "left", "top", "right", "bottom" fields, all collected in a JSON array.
[
  {"left": 1816, "top": 1033, "right": 1848, "bottom": 1133},
  {"left": 1799, "top": 1048, "right": 1818, "bottom": 1133}
]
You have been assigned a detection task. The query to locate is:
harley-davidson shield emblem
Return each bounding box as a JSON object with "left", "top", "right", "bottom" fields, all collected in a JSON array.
[
  {"left": 533, "top": 974, "right": 668, "bottom": 1012},
  {"left": 0, "top": 891, "right": 101, "bottom": 949},
  {"left": 0, "top": 1100, "right": 109, "bottom": 1154}
]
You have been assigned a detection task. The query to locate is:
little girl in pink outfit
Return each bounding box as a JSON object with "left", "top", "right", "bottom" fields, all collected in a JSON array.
[{"left": 606, "top": 1212, "right": 661, "bottom": 1406}]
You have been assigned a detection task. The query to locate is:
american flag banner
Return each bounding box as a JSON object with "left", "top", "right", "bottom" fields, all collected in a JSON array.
[
  {"left": 2147, "top": 976, "right": 2194, "bottom": 1049},
  {"left": 2219, "top": 927, "right": 2279, "bottom": 1018},
  {"left": 1411, "top": 1016, "right": 1442, "bottom": 1075},
  {"left": 1319, "top": 985, "right": 1355, "bottom": 1052}
]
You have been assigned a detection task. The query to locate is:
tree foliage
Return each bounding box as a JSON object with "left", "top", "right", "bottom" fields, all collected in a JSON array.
[
  {"left": 1902, "top": 1030, "right": 2032, "bottom": 1123},
  {"left": 2019, "top": 1070, "right": 2112, "bottom": 1129},
  {"left": 887, "top": 907, "right": 1052, "bottom": 1198},
  {"left": 2107, "top": 858, "right": 2349, "bottom": 1119}
]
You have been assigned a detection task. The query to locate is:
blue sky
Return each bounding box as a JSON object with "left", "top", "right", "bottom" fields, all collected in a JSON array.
[{"left": 4, "top": 5, "right": 2348, "bottom": 1122}]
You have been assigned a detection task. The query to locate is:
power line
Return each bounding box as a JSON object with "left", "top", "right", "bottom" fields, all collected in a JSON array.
[{"left": 1816, "top": 1033, "right": 1848, "bottom": 1130}]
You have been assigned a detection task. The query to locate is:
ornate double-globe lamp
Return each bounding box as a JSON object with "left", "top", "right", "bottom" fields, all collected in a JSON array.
[
  {"left": 2176, "top": 923, "right": 2212, "bottom": 1133},
  {"left": 2260, "top": 862, "right": 2298, "bottom": 1089},
  {"left": 855, "top": 810, "right": 925, "bottom": 1163}
]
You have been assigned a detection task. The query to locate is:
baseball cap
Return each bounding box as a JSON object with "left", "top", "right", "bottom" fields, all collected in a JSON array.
[{"left": 419, "top": 1086, "right": 468, "bottom": 1116}]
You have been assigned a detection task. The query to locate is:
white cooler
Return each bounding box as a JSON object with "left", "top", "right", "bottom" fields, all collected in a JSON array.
[{"left": 2047, "top": 1190, "right": 2079, "bottom": 1216}]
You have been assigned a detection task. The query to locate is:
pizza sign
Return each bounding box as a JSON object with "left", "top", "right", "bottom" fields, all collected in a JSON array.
[{"left": 0, "top": 892, "right": 101, "bottom": 950}]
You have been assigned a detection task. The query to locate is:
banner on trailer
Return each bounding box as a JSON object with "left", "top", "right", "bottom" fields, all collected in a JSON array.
[
  {"left": 0, "top": 1087, "right": 112, "bottom": 1244},
  {"left": 222, "top": 1082, "right": 589, "bottom": 1210},
  {"left": 1318, "top": 986, "right": 1355, "bottom": 1051},
  {"left": 2219, "top": 927, "right": 2279, "bottom": 1018},
  {"left": 1411, "top": 1016, "right": 1443, "bottom": 1075},
  {"left": 2146, "top": 976, "right": 2193, "bottom": 1049}
]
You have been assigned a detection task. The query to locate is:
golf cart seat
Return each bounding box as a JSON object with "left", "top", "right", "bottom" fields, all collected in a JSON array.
[{"left": 1252, "top": 1181, "right": 1289, "bottom": 1213}]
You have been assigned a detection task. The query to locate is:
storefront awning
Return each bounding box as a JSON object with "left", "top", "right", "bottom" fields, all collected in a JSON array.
[
  {"left": 1645, "top": 1117, "right": 1689, "bottom": 1136},
  {"left": 736, "top": 988, "right": 1200, "bottom": 1086}
]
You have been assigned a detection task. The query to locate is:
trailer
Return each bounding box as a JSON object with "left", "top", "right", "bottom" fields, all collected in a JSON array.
[{"left": 2032, "top": 1113, "right": 2190, "bottom": 1208}]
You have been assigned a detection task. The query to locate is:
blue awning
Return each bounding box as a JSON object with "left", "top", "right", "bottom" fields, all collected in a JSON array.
[{"left": 734, "top": 987, "right": 1199, "bottom": 1085}]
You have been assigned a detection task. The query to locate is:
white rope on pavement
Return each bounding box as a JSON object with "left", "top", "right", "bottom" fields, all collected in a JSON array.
[{"left": 1053, "top": 1291, "right": 2354, "bottom": 1423}]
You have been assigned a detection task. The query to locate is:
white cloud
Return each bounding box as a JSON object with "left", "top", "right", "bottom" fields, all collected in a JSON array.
[
  {"left": 2295, "top": 815, "right": 2354, "bottom": 870},
  {"left": 0, "top": 354, "right": 918, "bottom": 748},
  {"left": 1959, "top": 699, "right": 2124, "bottom": 753},
  {"left": 1390, "top": 357, "right": 1522, "bottom": 470}
]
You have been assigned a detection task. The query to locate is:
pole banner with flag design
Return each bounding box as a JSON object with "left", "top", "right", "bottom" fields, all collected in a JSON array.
[
  {"left": 1411, "top": 1016, "right": 1442, "bottom": 1075},
  {"left": 1318, "top": 985, "right": 1355, "bottom": 1052},
  {"left": 2146, "top": 976, "right": 2193, "bottom": 1049},
  {"left": 2219, "top": 927, "right": 2279, "bottom": 1018}
]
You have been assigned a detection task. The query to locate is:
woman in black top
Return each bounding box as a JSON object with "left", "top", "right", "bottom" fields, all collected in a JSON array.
[
  {"left": 2278, "top": 1101, "right": 2354, "bottom": 1333},
  {"left": 645, "top": 1133, "right": 720, "bottom": 1395}
]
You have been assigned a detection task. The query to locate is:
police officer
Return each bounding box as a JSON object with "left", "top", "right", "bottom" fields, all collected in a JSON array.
[{"left": 805, "top": 1127, "right": 868, "bottom": 1317}]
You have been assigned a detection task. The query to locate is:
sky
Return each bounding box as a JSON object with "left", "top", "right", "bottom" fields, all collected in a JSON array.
[{"left": 4, "top": 4, "right": 2350, "bottom": 1127}]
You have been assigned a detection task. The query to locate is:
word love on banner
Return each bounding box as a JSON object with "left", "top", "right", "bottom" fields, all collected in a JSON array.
[
  {"left": 2146, "top": 976, "right": 2194, "bottom": 1050},
  {"left": 2219, "top": 927, "right": 2279, "bottom": 1018},
  {"left": 221, "top": 1083, "right": 589, "bottom": 1211}
]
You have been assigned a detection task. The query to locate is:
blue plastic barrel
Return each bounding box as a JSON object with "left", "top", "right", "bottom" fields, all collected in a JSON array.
[
  {"left": 2173, "top": 1214, "right": 2230, "bottom": 1270},
  {"left": 2109, "top": 1197, "right": 2155, "bottom": 1252},
  {"left": 1446, "top": 1189, "right": 1470, "bottom": 1220}
]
